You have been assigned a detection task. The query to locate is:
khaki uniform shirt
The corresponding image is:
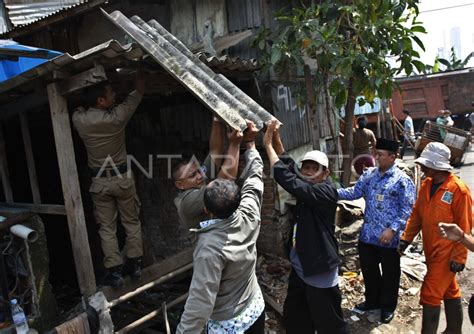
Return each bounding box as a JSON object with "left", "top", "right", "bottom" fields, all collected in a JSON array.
[
  {"left": 353, "top": 128, "right": 376, "bottom": 156},
  {"left": 174, "top": 156, "right": 214, "bottom": 229},
  {"left": 72, "top": 90, "right": 143, "bottom": 168}
]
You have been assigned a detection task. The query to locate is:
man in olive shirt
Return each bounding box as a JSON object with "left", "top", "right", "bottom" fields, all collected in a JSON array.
[
  {"left": 72, "top": 74, "right": 145, "bottom": 287},
  {"left": 173, "top": 120, "right": 257, "bottom": 229}
]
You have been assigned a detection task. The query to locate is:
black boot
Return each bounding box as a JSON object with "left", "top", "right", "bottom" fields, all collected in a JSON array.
[
  {"left": 442, "top": 298, "right": 463, "bottom": 334},
  {"left": 104, "top": 265, "right": 124, "bottom": 288},
  {"left": 124, "top": 257, "right": 142, "bottom": 280},
  {"left": 422, "top": 305, "right": 441, "bottom": 334}
]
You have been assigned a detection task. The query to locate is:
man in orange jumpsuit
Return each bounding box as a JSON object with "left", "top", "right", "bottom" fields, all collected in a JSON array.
[{"left": 399, "top": 142, "right": 472, "bottom": 334}]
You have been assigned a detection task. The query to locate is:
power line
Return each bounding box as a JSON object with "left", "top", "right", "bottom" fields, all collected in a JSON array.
[{"left": 420, "top": 2, "right": 474, "bottom": 13}]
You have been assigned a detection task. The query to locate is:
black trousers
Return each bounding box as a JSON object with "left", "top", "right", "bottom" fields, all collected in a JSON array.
[
  {"left": 244, "top": 309, "right": 265, "bottom": 334},
  {"left": 358, "top": 241, "right": 401, "bottom": 312},
  {"left": 283, "top": 270, "right": 349, "bottom": 334}
]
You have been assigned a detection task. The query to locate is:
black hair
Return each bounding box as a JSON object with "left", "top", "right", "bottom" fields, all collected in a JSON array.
[
  {"left": 84, "top": 81, "right": 111, "bottom": 108},
  {"left": 357, "top": 116, "right": 367, "bottom": 129},
  {"left": 403, "top": 109, "right": 410, "bottom": 115},
  {"left": 204, "top": 179, "right": 241, "bottom": 219},
  {"left": 172, "top": 158, "right": 192, "bottom": 181}
]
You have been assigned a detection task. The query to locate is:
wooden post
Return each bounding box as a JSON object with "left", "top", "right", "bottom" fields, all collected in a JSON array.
[
  {"left": 0, "top": 124, "right": 13, "bottom": 203},
  {"left": 20, "top": 111, "right": 41, "bottom": 204},
  {"left": 47, "top": 82, "right": 96, "bottom": 296}
]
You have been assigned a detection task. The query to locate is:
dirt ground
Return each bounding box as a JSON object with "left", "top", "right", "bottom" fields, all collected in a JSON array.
[{"left": 258, "top": 254, "right": 425, "bottom": 334}]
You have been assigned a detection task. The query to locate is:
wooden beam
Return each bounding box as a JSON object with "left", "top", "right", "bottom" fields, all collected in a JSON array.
[
  {"left": 101, "top": 248, "right": 193, "bottom": 301},
  {"left": 47, "top": 82, "right": 96, "bottom": 296},
  {"left": 0, "top": 124, "right": 13, "bottom": 203},
  {"left": 20, "top": 111, "right": 41, "bottom": 204},
  {"left": 57, "top": 65, "right": 107, "bottom": 96},
  {"left": 0, "top": 203, "right": 66, "bottom": 215}
]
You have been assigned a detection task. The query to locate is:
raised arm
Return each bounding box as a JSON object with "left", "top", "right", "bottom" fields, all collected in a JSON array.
[
  {"left": 264, "top": 120, "right": 284, "bottom": 168},
  {"left": 217, "top": 128, "right": 242, "bottom": 180},
  {"left": 114, "top": 71, "right": 145, "bottom": 123},
  {"left": 238, "top": 148, "right": 264, "bottom": 222},
  {"left": 209, "top": 117, "right": 225, "bottom": 170},
  {"left": 264, "top": 120, "right": 337, "bottom": 204}
]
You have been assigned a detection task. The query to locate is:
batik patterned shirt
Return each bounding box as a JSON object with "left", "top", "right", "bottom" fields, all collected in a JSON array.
[{"left": 337, "top": 165, "right": 416, "bottom": 248}]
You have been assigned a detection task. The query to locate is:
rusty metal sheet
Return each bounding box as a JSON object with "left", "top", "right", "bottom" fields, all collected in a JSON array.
[{"left": 101, "top": 9, "right": 276, "bottom": 131}]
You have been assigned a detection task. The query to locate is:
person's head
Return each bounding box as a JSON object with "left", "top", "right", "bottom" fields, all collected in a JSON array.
[
  {"left": 439, "top": 109, "right": 451, "bottom": 118},
  {"left": 84, "top": 81, "right": 116, "bottom": 109},
  {"left": 204, "top": 179, "right": 240, "bottom": 219},
  {"left": 414, "top": 142, "right": 452, "bottom": 178},
  {"left": 357, "top": 116, "right": 367, "bottom": 129},
  {"left": 402, "top": 109, "right": 410, "bottom": 117},
  {"left": 300, "top": 150, "right": 330, "bottom": 184},
  {"left": 375, "top": 138, "right": 399, "bottom": 171},
  {"left": 173, "top": 159, "right": 206, "bottom": 190}
]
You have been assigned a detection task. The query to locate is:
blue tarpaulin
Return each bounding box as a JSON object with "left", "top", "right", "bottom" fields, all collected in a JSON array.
[{"left": 0, "top": 40, "right": 62, "bottom": 82}]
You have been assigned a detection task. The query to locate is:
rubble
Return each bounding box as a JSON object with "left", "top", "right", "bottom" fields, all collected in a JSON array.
[{"left": 256, "top": 198, "right": 428, "bottom": 333}]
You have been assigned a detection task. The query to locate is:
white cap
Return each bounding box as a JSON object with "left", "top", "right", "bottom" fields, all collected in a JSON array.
[
  {"left": 301, "top": 150, "right": 329, "bottom": 168},
  {"left": 415, "top": 142, "right": 453, "bottom": 171}
]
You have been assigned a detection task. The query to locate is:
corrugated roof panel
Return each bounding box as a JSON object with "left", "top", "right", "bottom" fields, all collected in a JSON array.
[
  {"left": 0, "top": 38, "right": 259, "bottom": 97},
  {"left": 5, "top": 0, "right": 86, "bottom": 27},
  {"left": 102, "top": 10, "right": 274, "bottom": 131}
]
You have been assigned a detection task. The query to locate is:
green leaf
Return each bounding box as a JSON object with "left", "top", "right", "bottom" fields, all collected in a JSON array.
[
  {"left": 411, "top": 35, "right": 425, "bottom": 52},
  {"left": 438, "top": 58, "right": 450, "bottom": 67},
  {"left": 411, "top": 25, "right": 426, "bottom": 33},
  {"left": 412, "top": 60, "right": 425, "bottom": 73},
  {"left": 270, "top": 49, "right": 282, "bottom": 65}
]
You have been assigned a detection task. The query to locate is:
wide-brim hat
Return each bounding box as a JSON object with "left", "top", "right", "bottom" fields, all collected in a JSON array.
[{"left": 414, "top": 142, "right": 453, "bottom": 171}]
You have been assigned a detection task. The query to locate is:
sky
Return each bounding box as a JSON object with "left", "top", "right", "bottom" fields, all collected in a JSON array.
[{"left": 416, "top": 0, "right": 474, "bottom": 67}]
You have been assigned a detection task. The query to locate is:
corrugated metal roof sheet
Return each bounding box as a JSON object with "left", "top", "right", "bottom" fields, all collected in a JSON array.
[
  {"left": 5, "top": 0, "right": 86, "bottom": 27},
  {"left": 0, "top": 39, "right": 260, "bottom": 97},
  {"left": 102, "top": 10, "right": 273, "bottom": 131}
]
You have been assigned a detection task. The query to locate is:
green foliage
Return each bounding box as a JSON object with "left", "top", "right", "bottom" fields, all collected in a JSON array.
[
  {"left": 423, "top": 48, "right": 473, "bottom": 74},
  {"left": 438, "top": 47, "right": 473, "bottom": 71},
  {"left": 253, "top": 0, "right": 426, "bottom": 108}
]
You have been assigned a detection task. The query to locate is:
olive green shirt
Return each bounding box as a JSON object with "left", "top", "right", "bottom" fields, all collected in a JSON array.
[
  {"left": 174, "top": 156, "right": 214, "bottom": 229},
  {"left": 72, "top": 90, "right": 143, "bottom": 168}
]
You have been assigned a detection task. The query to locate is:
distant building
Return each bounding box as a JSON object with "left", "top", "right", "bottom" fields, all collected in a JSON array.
[{"left": 450, "top": 26, "right": 462, "bottom": 58}]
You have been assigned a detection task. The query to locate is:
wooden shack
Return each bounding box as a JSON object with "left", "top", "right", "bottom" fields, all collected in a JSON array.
[{"left": 0, "top": 1, "right": 333, "bottom": 331}]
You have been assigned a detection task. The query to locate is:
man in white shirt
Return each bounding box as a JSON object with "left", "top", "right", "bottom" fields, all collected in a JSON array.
[{"left": 400, "top": 110, "right": 415, "bottom": 159}]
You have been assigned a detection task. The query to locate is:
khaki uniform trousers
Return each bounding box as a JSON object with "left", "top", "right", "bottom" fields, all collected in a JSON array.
[{"left": 89, "top": 173, "right": 143, "bottom": 268}]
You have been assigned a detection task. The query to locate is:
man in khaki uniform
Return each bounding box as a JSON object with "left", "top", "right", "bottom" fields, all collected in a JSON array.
[{"left": 72, "top": 74, "right": 145, "bottom": 287}]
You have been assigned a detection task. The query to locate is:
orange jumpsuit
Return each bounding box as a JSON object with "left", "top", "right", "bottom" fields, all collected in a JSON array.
[{"left": 402, "top": 173, "right": 472, "bottom": 306}]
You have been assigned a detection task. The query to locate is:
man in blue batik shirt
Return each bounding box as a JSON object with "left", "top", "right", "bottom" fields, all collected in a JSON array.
[{"left": 337, "top": 138, "right": 416, "bottom": 324}]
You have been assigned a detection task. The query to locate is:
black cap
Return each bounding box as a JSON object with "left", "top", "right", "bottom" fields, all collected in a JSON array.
[{"left": 376, "top": 138, "right": 399, "bottom": 153}]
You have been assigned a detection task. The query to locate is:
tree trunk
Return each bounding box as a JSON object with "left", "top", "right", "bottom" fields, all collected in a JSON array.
[
  {"left": 304, "top": 65, "right": 320, "bottom": 150},
  {"left": 342, "top": 80, "right": 356, "bottom": 186}
]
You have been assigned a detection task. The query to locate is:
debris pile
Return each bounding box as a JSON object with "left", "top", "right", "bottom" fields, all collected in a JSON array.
[{"left": 256, "top": 197, "right": 428, "bottom": 333}]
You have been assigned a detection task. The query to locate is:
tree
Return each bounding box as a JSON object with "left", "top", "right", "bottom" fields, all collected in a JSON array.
[{"left": 254, "top": 0, "right": 426, "bottom": 185}]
